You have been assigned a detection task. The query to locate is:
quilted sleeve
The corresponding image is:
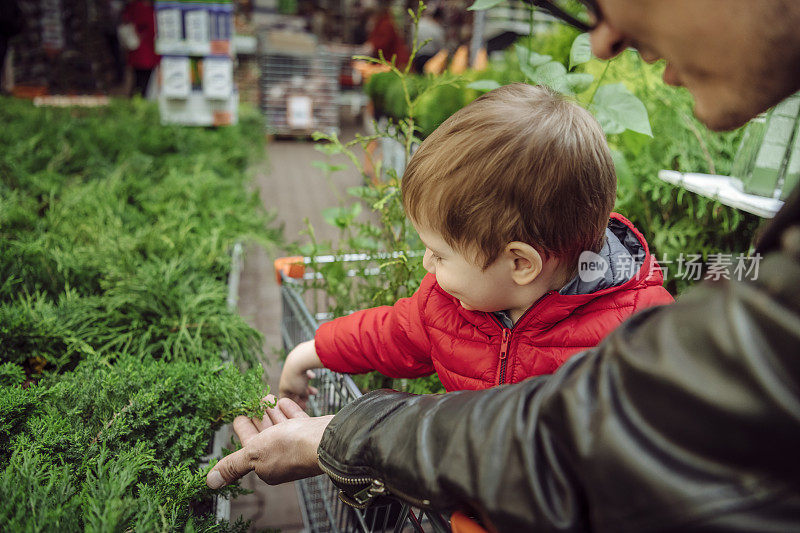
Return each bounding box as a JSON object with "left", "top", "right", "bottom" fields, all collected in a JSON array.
[
  {"left": 635, "top": 284, "right": 675, "bottom": 310},
  {"left": 314, "top": 275, "right": 436, "bottom": 378}
]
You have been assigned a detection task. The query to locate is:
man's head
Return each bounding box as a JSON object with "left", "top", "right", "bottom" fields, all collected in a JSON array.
[
  {"left": 403, "top": 82, "right": 616, "bottom": 279},
  {"left": 536, "top": 0, "right": 800, "bottom": 131}
]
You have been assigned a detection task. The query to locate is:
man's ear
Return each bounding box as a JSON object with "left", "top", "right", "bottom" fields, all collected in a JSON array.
[{"left": 505, "top": 242, "right": 542, "bottom": 286}]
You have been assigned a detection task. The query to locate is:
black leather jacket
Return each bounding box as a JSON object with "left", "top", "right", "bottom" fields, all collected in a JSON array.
[{"left": 317, "top": 189, "right": 800, "bottom": 532}]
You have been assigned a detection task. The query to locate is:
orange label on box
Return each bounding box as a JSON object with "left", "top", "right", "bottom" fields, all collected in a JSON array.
[
  {"left": 213, "top": 111, "right": 233, "bottom": 126},
  {"left": 210, "top": 41, "right": 231, "bottom": 56}
]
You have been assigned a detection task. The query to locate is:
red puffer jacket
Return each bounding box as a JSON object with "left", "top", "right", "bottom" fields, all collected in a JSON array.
[{"left": 315, "top": 214, "right": 674, "bottom": 391}]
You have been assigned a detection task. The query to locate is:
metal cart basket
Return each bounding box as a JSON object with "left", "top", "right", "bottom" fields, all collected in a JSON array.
[
  {"left": 276, "top": 255, "right": 450, "bottom": 533},
  {"left": 259, "top": 31, "right": 340, "bottom": 136}
]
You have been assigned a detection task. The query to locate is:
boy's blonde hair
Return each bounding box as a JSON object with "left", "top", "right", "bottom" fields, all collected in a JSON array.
[{"left": 402, "top": 83, "right": 616, "bottom": 270}]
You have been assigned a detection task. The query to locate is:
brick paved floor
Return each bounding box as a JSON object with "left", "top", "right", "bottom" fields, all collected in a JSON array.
[{"left": 230, "top": 120, "right": 368, "bottom": 532}]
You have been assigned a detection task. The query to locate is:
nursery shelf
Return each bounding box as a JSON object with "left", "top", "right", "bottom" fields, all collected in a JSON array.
[{"left": 658, "top": 170, "right": 785, "bottom": 218}]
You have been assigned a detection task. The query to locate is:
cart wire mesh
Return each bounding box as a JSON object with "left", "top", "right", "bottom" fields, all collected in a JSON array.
[
  {"left": 259, "top": 33, "right": 340, "bottom": 137},
  {"left": 277, "top": 256, "right": 450, "bottom": 533}
]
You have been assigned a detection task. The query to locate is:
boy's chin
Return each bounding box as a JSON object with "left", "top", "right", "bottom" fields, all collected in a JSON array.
[{"left": 459, "top": 300, "right": 475, "bottom": 311}]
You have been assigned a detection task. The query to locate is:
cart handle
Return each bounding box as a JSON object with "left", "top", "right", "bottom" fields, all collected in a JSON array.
[{"left": 274, "top": 256, "right": 306, "bottom": 284}]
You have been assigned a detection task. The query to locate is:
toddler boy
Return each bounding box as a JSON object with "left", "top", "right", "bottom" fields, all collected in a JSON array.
[{"left": 280, "top": 83, "right": 673, "bottom": 400}]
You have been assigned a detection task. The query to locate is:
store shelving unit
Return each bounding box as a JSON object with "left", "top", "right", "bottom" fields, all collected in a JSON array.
[{"left": 155, "top": 1, "right": 239, "bottom": 126}]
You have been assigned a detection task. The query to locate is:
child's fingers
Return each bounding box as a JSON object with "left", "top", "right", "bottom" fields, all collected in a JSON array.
[
  {"left": 307, "top": 385, "right": 319, "bottom": 396},
  {"left": 306, "top": 369, "right": 316, "bottom": 380}
]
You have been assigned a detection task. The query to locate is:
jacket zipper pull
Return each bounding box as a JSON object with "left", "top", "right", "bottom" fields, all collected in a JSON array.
[
  {"left": 497, "top": 328, "right": 511, "bottom": 385},
  {"left": 500, "top": 328, "right": 511, "bottom": 360}
]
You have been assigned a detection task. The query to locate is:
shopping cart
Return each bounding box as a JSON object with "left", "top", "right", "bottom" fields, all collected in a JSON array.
[
  {"left": 259, "top": 31, "right": 340, "bottom": 137},
  {"left": 276, "top": 255, "right": 450, "bottom": 533}
]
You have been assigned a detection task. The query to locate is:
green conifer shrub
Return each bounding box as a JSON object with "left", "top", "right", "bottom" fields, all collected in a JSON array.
[{"left": 0, "top": 97, "right": 278, "bottom": 530}]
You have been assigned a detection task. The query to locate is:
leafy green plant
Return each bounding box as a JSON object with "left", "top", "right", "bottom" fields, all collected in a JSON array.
[
  {"left": 563, "top": 48, "right": 757, "bottom": 292},
  {"left": 365, "top": 6, "right": 760, "bottom": 294},
  {"left": 288, "top": 2, "right": 440, "bottom": 393},
  {"left": 0, "top": 356, "right": 266, "bottom": 531},
  {"left": 297, "top": 2, "right": 761, "bottom": 401},
  {"left": 0, "top": 97, "right": 279, "bottom": 529}
]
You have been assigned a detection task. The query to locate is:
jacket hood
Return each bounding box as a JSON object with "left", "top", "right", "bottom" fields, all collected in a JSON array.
[
  {"left": 559, "top": 215, "right": 646, "bottom": 295},
  {"left": 479, "top": 213, "right": 663, "bottom": 335}
]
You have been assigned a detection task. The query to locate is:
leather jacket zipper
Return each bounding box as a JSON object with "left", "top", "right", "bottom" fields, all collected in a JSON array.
[
  {"left": 318, "top": 455, "right": 432, "bottom": 509},
  {"left": 318, "top": 460, "right": 373, "bottom": 487}
]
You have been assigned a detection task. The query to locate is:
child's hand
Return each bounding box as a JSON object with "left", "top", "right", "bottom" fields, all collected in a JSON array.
[{"left": 279, "top": 340, "right": 322, "bottom": 411}]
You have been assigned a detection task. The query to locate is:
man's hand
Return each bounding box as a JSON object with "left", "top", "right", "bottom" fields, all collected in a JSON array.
[
  {"left": 279, "top": 340, "right": 321, "bottom": 410},
  {"left": 206, "top": 396, "right": 333, "bottom": 488}
]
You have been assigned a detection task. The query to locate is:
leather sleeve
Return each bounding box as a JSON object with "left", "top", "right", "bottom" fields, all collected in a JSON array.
[
  {"left": 318, "top": 247, "right": 800, "bottom": 532},
  {"left": 314, "top": 275, "right": 436, "bottom": 378}
]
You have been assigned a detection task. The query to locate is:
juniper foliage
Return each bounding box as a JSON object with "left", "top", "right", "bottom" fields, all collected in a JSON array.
[{"left": 0, "top": 98, "right": 278, "bottom": 530}]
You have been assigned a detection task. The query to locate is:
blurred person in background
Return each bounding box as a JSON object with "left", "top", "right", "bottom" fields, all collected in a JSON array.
[
  {"left": 360, "top": 3, "right": 409, "bottom": 70},
  {"left": 122, "top": 0, "right": 159, "bottom": 97},
  {"left": 412, "top": 6, "right": 446, "bottom": 72},
  {"left": 105, "top": 0, "right": 127, "bottom": 86},
  {"left": 208, "top": 1, "right": 800, "bottom": 531},
  {"left": 0, "top": 0, "right": 23, "bottom": 93}
]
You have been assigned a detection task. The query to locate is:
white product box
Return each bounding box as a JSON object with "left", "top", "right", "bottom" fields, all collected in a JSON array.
[
  {"left": 158, "top": 91, "right": 239, "bottom": 127},
  {"left": 184, "top": 9, "right": 212, "bottom": 55},
  {"left": 203, "top": 58, "right": 233, "bottom": 99},
  {"left": 160, "top": 57, "right": 191, "bottom": 99},
  {"left": 156, "top": 8, "right": 182, "bottom": 44}
]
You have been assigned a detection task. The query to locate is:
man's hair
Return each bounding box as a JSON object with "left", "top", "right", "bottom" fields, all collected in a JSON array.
[{"left": 402, "top": 83, "right": 616, "bottom": 269}]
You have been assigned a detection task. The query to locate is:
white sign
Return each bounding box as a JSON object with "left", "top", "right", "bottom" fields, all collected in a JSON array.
[
  {"left": 203, "top": 58, "right": 233, "bottom": 99},
  {"left": 157, "top": 9, "right": 182, "bottom": 43},
  {"left": 287, "top": 95, "right": 313, "bottom": 129},
  {"left": 161, "top": 57, "right": 191, "bottom": 98},
  {"left": 184, "top": 9, "right": 210, "bottom": 46}
]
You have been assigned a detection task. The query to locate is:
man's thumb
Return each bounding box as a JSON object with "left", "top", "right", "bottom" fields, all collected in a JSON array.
[
  {"left": 207, "top": 448, "right": 252, "bottom": 489},
  {"left": 207, "top": 469, "right": 226, "bottom": 489}
]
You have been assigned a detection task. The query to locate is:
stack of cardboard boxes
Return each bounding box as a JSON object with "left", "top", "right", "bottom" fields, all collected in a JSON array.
[{"left": 156, "top": 1, "right": 238, "bottom": 126}]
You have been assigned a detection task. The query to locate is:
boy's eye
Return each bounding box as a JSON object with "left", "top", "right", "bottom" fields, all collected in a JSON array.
[{"left": 426, "top": 249, "right": 442, "bottom": 262}]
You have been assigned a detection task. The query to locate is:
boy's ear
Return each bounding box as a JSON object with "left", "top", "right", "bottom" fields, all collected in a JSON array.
[{"left": 505, "top": 242, "right": 543, "bottom": 286}]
